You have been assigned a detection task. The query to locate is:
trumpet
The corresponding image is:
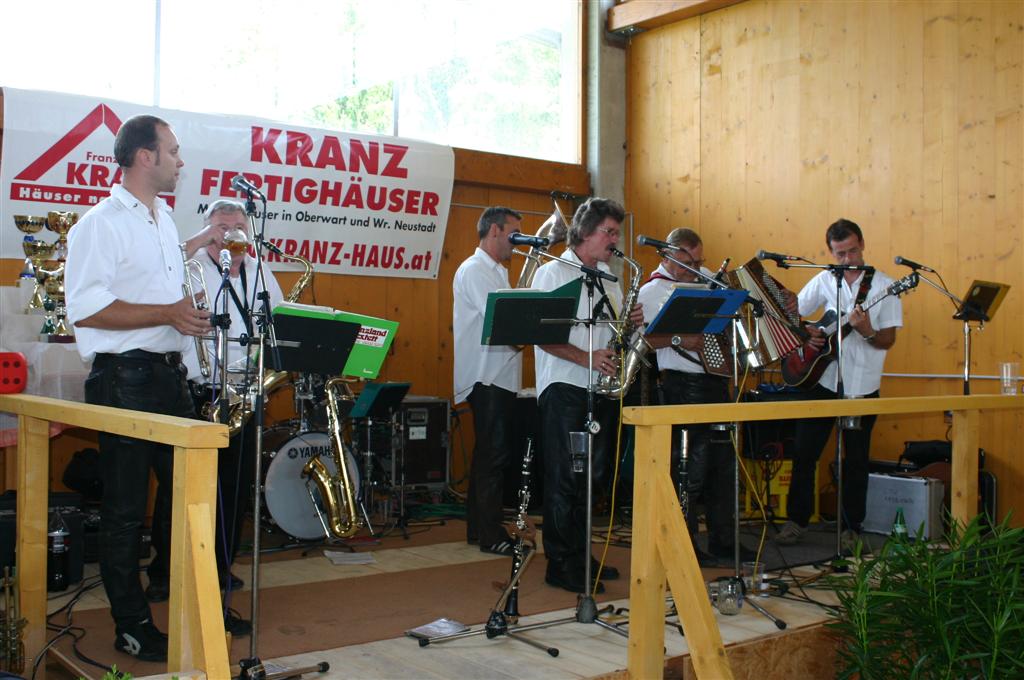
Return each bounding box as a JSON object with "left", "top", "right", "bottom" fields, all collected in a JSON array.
[{"left": 180, "top": 243, "right": 212, "bottom": 378}]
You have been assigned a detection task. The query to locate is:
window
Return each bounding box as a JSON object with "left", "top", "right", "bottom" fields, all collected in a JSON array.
[{"left": 1, "top": 0, "right": 581, "bottom": 164}]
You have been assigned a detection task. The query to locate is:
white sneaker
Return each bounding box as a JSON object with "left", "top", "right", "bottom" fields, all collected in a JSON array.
[{"left": 775, "top": 520, "right": 806, "bottom": 546}]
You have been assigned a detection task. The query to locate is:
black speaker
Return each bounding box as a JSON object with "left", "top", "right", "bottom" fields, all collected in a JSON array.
[
  {"left": 0, "top": 491, "right": 85, "bottom": 587},
  {"left": 351, "top": 396, "right": 450, "bottom": 489}
]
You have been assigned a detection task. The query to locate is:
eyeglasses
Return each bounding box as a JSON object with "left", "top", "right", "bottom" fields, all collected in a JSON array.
[
  {"left": 596, "top": 226, "right": 621, "bottom": 239},
  {"left": 678, "top": 258, "right": 705, "bottom": 268}
]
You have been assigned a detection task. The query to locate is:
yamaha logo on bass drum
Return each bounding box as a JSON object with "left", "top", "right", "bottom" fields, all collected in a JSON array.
[{"left": 286, "top": 443, "right": 330, "bottom": 460}]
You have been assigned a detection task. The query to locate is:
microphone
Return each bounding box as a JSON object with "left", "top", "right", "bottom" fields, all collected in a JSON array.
[
  {"left": 219, "top": 249, "right": 232, "bottom": 275},
  {"left": 509, "top": 233, "right": 550, "bottom": 248},
  {"left": 230, "top": 174, "right": 266, "bottom": 200},
  {"left": 894, "top": 255, "right": 934, "bottom": 273},
  {"left": 636, "top": 235, "right": 680, "bottom": 251},
  {"left": 757, "top": 250, "right": 800, "bottom": 263}
]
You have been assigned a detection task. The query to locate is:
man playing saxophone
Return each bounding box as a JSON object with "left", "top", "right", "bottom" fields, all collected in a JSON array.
[
  {"left": 146, "top": 200, "right": 284, "bottom": 636},
  {"left": 637, "top": 228, "right": 755, "bottom": 565},
  {"left": 453, "top": 206, "right": 523, "bottom": 556},
  {"left": 65, "top": 115, "right": 217, "bottom": 662},
  {"left": 531, "top": 197, "right": 643, "bottom": 593}
]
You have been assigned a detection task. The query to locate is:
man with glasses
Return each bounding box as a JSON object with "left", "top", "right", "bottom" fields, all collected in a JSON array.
[
  {"left": 638, "top": 228, "right": 755, "bottom": 565},
  {"left": 775, "top": 218, "right": 902, "bottom": 548},
  {"left": 531, "top": 197, "right": 643, "bottom": 593}
]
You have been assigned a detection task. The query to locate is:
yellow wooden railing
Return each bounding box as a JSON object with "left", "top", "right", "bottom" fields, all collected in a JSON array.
[
  {"left": 0, "top": 393, "right": 229, "bottom": 679},
  {"left": 622, "top": 394, "right": 1024, "bottom": 680}
]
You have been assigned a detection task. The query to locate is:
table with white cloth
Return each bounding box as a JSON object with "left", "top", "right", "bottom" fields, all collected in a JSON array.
[{"left": 0, "top": 283, "right": 91, "bottom": 447}]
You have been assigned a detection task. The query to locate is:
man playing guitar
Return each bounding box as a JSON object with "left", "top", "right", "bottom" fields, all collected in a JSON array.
[{"left": 775, "top": 219, "right": 903, "bottom": 548}]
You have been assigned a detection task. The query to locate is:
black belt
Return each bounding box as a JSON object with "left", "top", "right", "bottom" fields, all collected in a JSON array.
[{"left": 96, "top": 349, "right": 183, "bottom": 367}]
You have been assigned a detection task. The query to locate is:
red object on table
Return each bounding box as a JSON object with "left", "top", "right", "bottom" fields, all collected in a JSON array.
[{"left": 0, "top": 352, "right": 28, "bottom": 394}]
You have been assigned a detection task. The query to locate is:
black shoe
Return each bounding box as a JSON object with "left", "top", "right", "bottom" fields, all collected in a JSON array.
[
  {"left": 114, "top": 618, "right": 168, "bottom": 662},
  {"left": 220, "top": 571, "right": 244, "bottom": 591},
  {"left": 708, "top": 541, "right": 758, "bottom": 562},
  {"left": 223, "top": 609, "right": 252, "bottom": 637},
  {"left": 545, "top": 560, "right": 605, "bottom": 594},
  {"left": 591, "top": 558, "right": 620, "bottom": 580},
  {"left": 145, "top": 578, "right": 169, "bottom": 603},
  {"left": 481, "top": 540, "right": 515, "bottom": 556}
]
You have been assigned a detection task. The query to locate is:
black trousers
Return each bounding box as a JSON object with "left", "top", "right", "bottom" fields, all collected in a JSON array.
[
  {"left": 538, "top": 382, "right": 617, "bottom": 565},
  {"left": 786, "top": 384, "right": 879, "bottom": 530},
  {"left": 660, "top": 370, "right": 735, "bottom": 547},
  {"left": 84, "top": 351, "right": 194, "bottom": 629},
  {"left": 466, "top": 383, "right": 517, "bottom": 546},
  {"left": 149, "top": 388, "right": 257, "bottom": 582}
]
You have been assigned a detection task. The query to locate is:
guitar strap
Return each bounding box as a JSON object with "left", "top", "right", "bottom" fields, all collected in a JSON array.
[{"left": 853, "top": 268, "right": 874, "bottom": 311}]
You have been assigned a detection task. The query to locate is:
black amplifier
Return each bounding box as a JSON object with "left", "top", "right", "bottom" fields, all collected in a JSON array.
[
  {"left": 0, "top": 491, "right": 85, "bottom": 587},
  {"left": 351, "top": 396, "right": 450, "bottom": 489}
]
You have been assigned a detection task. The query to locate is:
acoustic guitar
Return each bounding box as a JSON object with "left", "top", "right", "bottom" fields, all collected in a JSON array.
[{"left": 781, "top": 272, "right": 919, "bottom": 389}]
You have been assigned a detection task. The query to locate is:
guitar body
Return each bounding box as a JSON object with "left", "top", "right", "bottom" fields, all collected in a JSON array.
[{"left": 781, "top": 310, "right": 839, "bottom": 389}]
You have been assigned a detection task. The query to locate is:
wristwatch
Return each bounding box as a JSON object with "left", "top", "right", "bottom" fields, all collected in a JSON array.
[
  {"left": 671, "top": 335, "right": 682, "bottom": 347},
  {"left": 862, "top": 332, "right": 877, "bottom": 343}
]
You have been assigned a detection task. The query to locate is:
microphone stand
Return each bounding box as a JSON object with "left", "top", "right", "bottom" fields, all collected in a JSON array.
[
  {"left": 234, "top": 191, "right": 329, "bottom": 680},
  {"left": 773, "top": 260, "right": 874, "bottom": 564},
  {"left": 908, "top": 272, "right": 987, "bottom": 396},
  {"left": 659, "top": 250, "right": 785, "bottom": 628}
]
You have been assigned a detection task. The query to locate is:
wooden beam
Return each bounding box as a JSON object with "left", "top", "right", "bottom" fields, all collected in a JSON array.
[
  {"left": 454, "top": 148, "right": 590, "bottom": 196},
  {"left": 951, "top": 410, "right": 980, "bottom": 525},
  {"left": 168, "top": 446, "right": 222, "bottom": 674},
  {"left": 16, "top": 415, "right": 48, "bottom": 678},
  {"left": 607, "top": 0, "right": 745, "bottom": 33},
  {"left": 0, "top": 394, "right": 227, "bottom": 450},
  {"left": 623, "top": 394, "right": 1024, "bottom": 426},
  {"left": 186, "top": 503, "right": 230, "bottom": 679},
  {"left": 628, "top": 423, "right": 670, "bottom": 679}
]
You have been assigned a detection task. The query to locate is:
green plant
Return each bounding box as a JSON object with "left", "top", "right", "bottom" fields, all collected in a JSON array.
[
  {"left": 97, "top": 666, "right": 131, "bottom": 680},
  {"left": 829, "top": 514, "right": 1024, "bottom": 679}
]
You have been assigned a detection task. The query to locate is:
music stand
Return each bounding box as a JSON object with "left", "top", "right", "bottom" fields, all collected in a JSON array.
[
  {"left": 350, "top": 382, "right": 411, "bottom": 533},
  {"left": 646, "top": 287, "right": 748, "bottom": 336},
  {"left": 952, "top": 280, "right": 1010, "bottom": 395},
  {"left": 267, "top": 312, "right": 361, "bottom": 374},
  {"left": 482, "top": 279, "right": 582, "bottom": 346}
]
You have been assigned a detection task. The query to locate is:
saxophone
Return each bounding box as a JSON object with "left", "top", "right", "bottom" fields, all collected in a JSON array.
[
  {"left": 594, "top": 248, "right": 650, "bottom": 399},
  {"left": 514, "top": 202, "right": 568, "bottom": 288},
  {"left": 302, "top": 377, "right": 361, "bottom": 538},
  {"left": 205, "top": 245, "right": 314, "bottom": 435}
]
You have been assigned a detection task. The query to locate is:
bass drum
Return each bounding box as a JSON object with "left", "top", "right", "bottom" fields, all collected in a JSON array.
[{"left": 262, "top": 427, "right": 361, "bottom": 540}]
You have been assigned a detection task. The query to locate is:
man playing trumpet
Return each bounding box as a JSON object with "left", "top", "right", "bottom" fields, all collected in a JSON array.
[{"left": 66, "top": 114, "right": 217, "bottom": 662}]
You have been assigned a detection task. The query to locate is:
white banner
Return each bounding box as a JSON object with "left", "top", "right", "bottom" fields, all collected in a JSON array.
[{"left": 0, "top": 87, "right": 454, "bottom": 279}]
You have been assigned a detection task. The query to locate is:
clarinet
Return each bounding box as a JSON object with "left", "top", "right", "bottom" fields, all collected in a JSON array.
[
  {"left": 502, "top": 438, "right": 534, "bottom": 623},
  {"left": 677, "top": 429, "right": 690, "bottom": 517}
]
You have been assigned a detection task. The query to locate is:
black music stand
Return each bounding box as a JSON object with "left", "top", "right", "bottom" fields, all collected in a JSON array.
[
  {"left": 268, "top": 312, "right": 361, "bottom": 374},
  {"left": 646, "top": 287, "right": 747, "bottom": 336},
  {"left": 483, "top": 291, "right": 579, "bottom": 346},
  {"left": 952, "top": 280, "right": 1010, "bottom": 395},
  {"left": 349, "top": 382, "right": 412, "bottom": 534}
]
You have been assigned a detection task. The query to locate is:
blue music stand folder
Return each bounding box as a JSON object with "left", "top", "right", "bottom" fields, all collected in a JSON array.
[
  {"left": 350, "top": 381, "right": 411, "bottom": 419},
  {"left": 646, "top": 287, "right": 748, "bottom": 335}
]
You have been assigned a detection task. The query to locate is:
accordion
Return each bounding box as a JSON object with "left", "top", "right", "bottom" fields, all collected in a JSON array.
[{"left": 724, "top": 258, "right": 805, "bottom": 368}]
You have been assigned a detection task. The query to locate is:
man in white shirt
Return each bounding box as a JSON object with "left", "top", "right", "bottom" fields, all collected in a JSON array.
[
  {"left": 638, "top": 228, "right": 756, "bottom": 566},
  {"left": 775, "top": 219, "right": 902, "bottom": 547},
  {"left": 531, "top": 197, "right": 643, "bottom": 593},
  {"left": 452, "top": 206, "right": 523, "bottom": 555},
  {"left": 65, "top": 115, "right": 215, "bottom": 662},
  {"left": 145, "top": 200, "right": 284, "bottom": 637}
]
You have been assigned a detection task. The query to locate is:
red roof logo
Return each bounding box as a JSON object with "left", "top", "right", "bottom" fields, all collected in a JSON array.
[{"left": 15, "top": 103, "right": 122, "bottom": 181}]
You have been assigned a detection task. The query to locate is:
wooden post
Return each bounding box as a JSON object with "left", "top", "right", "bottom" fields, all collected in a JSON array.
[
  {"left": 16, "top": 415, "right": 49, "bottom": 679},
  {"left": 628, "top": 423, "right": 670, "bottom": 679},
  {"left": 185, "top": 503, "right": 230, "bottom": 679},
  {"left": 950, "top": 409, "right": 980, "bottom": 525},
  {"left": 168, "top": 446, "right": 223, "bottom": 673}
]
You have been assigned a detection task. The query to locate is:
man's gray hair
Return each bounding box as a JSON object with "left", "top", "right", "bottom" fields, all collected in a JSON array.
[{"left": 203, "top": 199, "right": 247, "bottom": 225}]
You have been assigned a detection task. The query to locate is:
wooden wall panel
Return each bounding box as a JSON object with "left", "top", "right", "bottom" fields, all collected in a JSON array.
[{"left": 627, "top": 0, "right": 1024, "bottom": 521}]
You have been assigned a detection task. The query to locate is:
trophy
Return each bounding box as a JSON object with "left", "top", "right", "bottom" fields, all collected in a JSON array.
[
  {"left": 21, "top": 239, "right": 58, "bottom": 312},
  {"left": 13, "top": 215, "right": 47, "bottom": 282},
  {"left": 43, "top": 271, "right": 74, "bottom": 342},
  {"left": 46, "top": 211, "right": 78, "bottom": 261}
]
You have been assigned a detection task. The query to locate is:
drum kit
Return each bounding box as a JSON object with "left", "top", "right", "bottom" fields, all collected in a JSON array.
[{"left": 257, "top": 372, "right": 404, "bottom": 542}]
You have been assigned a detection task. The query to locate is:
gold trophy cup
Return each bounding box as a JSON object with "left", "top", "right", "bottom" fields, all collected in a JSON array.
[
  {"left": 21, "top": 239, "right": 58, "bottom": 311},
  {"left": 46, "top": 211, "right": 79, "bottom": 261},
  {"left": 13, "top": 215, "right": 47, "bottom": 281},
  {"left": 43, "top": 270, "right": 74, "bottom": 342}
]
